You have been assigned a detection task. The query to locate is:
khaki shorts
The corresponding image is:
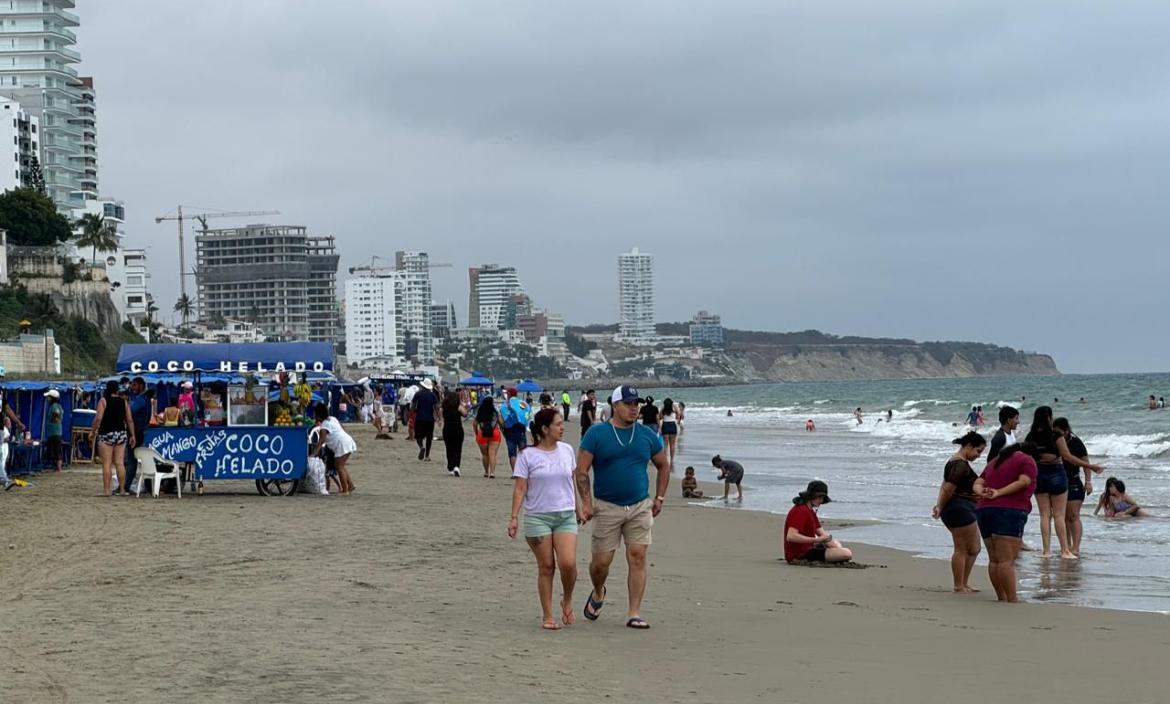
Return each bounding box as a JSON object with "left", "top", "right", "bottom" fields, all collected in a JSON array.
[{"left": 591, "top": 498, "right": 653, "bottom": 554}]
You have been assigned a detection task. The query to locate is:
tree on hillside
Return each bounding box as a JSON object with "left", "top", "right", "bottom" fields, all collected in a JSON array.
[
  {"left": 174, "top": 293, "right": 195, "bottom": 327},
  {"left": 74, "top": 213, "right": 119, "bottom": 267},
  {"left": 25, "top": 293, "right": 60, "bottom": 327},
  {"left": 0, "top": 187, "right": 73, "bottom": 246}
]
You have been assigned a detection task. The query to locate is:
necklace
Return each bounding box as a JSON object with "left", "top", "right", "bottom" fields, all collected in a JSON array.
[{"left": 611, "top": 421, "right": 636, "bottom": 447}]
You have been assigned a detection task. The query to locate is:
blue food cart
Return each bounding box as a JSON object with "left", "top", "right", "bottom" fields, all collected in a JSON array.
[{"left": 116, "top": 342, "right": 334, "bottom": 496}]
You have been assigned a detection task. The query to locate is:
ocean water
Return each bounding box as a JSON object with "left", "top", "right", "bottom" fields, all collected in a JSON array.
[{"left": 650, "top": 374, "right": 1170, "bottom": 613}]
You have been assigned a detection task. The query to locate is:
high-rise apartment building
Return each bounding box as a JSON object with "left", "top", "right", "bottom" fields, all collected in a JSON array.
[
  {"left": 0, "top": 96, "right": 40, "bottom": 192},
  {"left": 345, "top": 275, "right": 398, "bottom": 364},
  {"left": 394, "top": 251, "right": 433, "bottom": 361},
  {"left": 430, "top": 300, "right": 457, "bottom": 342},
  {"left": 0, "top": 1, "right": 89, "bottom": 210},
  {"left": 69, "top": 75, "right": 96, "bottom": 203},
  {"left": 618, "top": 247, "right": 655, "bottom": 340},
  {"left": 468, "top": 264, "right": 523, "bottom": 330},
  {"left": 196, "top": 224, "right": 339, "bottom": 342}
]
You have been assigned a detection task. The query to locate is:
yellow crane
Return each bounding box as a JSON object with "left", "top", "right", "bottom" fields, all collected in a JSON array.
[{"left": 154, "top": 205, "right": 280, "bottom": 304}]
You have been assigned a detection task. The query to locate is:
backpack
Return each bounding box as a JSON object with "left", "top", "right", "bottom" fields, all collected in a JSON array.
[{"left": 501, "top": 399, "right": 529, "bottom": 429}]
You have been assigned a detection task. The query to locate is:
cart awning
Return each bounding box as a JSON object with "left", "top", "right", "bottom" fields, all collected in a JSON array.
[{"left": 116, "top": 342, "right": 334, "bottom": 374}]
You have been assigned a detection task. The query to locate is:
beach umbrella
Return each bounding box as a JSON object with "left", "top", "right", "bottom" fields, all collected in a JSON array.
[
  {"left": 515, "top": 379, "right": 543, "bottom": 393},
  {"left": 459, "top": 374, "right": 494, "bottom": 386}
]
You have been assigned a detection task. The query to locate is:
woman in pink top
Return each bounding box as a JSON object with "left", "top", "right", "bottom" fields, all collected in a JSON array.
[
  {"left": 973, "top": 442, "right": 1039, "bottom": 603},
  {"left": 507, "top": 408, "right": 579, "bottom": 630}
]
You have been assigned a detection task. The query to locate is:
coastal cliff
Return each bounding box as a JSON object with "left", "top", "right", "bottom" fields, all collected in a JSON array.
[{"left": 729, "top": 341, "right": 1059, "bottom": 382}]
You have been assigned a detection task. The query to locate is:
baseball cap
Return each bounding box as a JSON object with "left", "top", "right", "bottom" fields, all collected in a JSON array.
[
  {"left": 43, "top": 389, "right": 60, "bottom": 399},
  {"left": 609, "top": 385, "right": 643, "bottom": 405}
]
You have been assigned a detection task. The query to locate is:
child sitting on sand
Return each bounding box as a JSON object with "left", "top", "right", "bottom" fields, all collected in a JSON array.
[
  {"left": 681, "top": 467, "right": 704, "bottom": 498},
  {"left": 1094, "top": 477, "right": 1149, "bottom": 518}
]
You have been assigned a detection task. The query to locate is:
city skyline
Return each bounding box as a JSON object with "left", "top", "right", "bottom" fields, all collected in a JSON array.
[{"left": 76, "top": 2, "right": 1170, "bottom": 373}]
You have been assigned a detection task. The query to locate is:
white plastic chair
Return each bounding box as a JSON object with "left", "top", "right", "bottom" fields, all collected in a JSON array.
[{"left": 133, "top": 447, "right": 183, "bottom": 498}]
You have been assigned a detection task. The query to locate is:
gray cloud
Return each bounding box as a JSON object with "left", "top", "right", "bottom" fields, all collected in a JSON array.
[{"left": 80, "top": 1, "right": 1170, "bottom": 372}]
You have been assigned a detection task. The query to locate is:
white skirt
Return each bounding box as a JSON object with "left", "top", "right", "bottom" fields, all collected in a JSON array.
[{"left": 327, "top": 433, "right": 357, "bottom": 458}]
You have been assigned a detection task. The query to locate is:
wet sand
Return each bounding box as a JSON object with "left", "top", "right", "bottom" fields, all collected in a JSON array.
[{"left": 0, "top": 422, "right": 1166, "bottom": 703}]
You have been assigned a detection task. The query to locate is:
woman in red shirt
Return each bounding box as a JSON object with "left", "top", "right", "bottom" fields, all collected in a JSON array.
[
  {"left": 974, "top": 442, "right": 1039, "bottom": 603},
  {"left": 784, "top": 480, "right": 852, "bottom": 563}
]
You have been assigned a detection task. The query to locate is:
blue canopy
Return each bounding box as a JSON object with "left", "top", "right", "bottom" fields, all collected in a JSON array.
[
  {"left": 515, "top": 379, "right": 543, "bottom": 393},
  {"left": 116, "top": 342, "right": 334, "bottom": 373},
  {"left": 460, "top": 375, "right": 494, "bottom": 386}
]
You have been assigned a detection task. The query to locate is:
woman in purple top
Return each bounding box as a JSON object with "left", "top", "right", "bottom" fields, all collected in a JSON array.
[
  {"left": 507, "top": 408, "right": 579, "bottom": 630},
  {"left": 974, "top": 442, "right": 1040, "bottom": 603}
]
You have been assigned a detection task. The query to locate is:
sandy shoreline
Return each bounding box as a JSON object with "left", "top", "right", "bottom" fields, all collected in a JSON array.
[{"left": 0, "top": 422, "right": 1165, "bottom": 703}]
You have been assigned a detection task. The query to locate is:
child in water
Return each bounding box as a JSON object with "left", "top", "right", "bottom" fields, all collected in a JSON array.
[
  {"left": 1094, "top": 477, "right": 1149, "bottom": 518},
  {"left": 681, "top": 466, "right": 704, "bottom": 498}
]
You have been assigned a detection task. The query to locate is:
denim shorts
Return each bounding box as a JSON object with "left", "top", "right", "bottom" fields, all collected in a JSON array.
[
  {"left": 940, "top": 497, "right": 977, "bottom": 529},
  {"left": 504, "top": 426, "right": 527, "bottom": 458},
  {"left": 1067, "top": 476, "right": 1086, "bottom": 503},
  {"left": 523, "top": 510, "right": 578, "bottom": 538},
  {"left": 1035, "top": 462, "right": 1068, "bottom": 495},
  {"left": 976, "top": 507, "right": 1028, "bottom": 539}
]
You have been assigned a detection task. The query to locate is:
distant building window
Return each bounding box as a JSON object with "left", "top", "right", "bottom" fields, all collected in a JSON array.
[
  {"left": 127, "top": 275, "right": 144, "bottom": 287},
  {"left": 127, "top": 296, "right": 144, "bottom": 305}
]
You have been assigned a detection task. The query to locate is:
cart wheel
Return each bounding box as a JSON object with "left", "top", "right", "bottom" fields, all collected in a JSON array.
[{"left": 256, "top": 478, "right": 299, "bottom": 496}]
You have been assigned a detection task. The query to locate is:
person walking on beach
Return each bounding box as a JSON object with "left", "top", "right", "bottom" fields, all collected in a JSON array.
[
  {"left": 312, "top": 404, "right": 357, "bottom": 495},
  {"left": 659, "top": 398, "right": 680, "bottom": 468},
  {"left": 501, "top": 389, "right": 532, "bottom": 472},
  {"left": 579, "top": 389, "right": 596, "bottom": 437},
  {"left": 576, "top": 385, "right": 671, "bottom": 630},
  {"left": 1053, "top": 418, "right": 1092, "bottom": 556},
  {"left": 508, "top": 408, "right": 579, "bottom": 630},
  {"left": 1025, "top": 406, "right": 1102, "bottom": 559},
  {"left": 639, "top": 397, "right": 659, "bottom": 428},
  {"left": 91, "top": 380, "right": 134, "bottom": 497},
  {"left": 475, "top": 398, "right": 503, "bottom": 478},
  {"left": 561, "top": 390, "right": 572, "bottom": 422},
  {"left": 411, "top": 379, "right": 438, "bottom": 461},
  {"left": 932, "top": 431, "right": 986, "bottom": 593},
  {"left": 986, "top": 406, "right": 1020, "bottom": 461},
  {"left": 439, "top": 391, "right": 467, "bottom": 477},
  {"left": 711, "top": 454, "right": 744, "bottom": 502},
  {"left": 784, "top": 480, "right": 852, "bottom": 563},
  {"left": 974, "top": 442, "right": 1040, "bottom": 603}
]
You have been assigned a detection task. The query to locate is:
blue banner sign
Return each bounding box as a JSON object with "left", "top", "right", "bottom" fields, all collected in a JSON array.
[{"left": 144, "top": 427, "right": 308, "bottom": 481}]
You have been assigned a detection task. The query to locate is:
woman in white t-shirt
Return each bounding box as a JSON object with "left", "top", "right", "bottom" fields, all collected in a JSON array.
[
  {"left": 313, "top": 403, "right": 357, "bottom": 495},
  {"left": 507, "top": 407, "right": 579, "bottom": 630}
]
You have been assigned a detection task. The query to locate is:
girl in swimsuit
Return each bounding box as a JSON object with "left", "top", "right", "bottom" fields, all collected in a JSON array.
[{"left": 1094, "top": 478, "right": 1149, "bottom": 519}]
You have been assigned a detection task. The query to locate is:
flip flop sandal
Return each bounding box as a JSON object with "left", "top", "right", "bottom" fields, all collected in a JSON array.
[
  {"left": 626, "top": 617, "right": 650, "bottom": 629},
  {"left": 583, "top": 587, "right": 606, "bottom": 621}
]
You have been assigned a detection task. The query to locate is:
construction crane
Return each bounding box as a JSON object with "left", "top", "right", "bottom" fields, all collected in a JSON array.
[
  {"left": 349, "top": 255, "right": 452, "bottom": 276},
  {"left": 154, "top": 205, "right": 280, "bottom": 304}
]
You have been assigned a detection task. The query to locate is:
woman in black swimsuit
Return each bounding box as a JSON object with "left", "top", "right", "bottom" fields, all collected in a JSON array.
[
  {"left": 932, "top": 431, "right": 986, "bottom": 593},
  {"left": 90, "top": 380, "right": 135, "bottom": 497},
  {"left": 1053, "top": 418, "right": 1093, "bottom": 556},
  {"left": 1024, "top": 406, "right": 1102, "bottom": 559}
]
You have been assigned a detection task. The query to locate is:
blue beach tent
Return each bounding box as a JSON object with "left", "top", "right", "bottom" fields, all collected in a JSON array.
[{"left": 514, "top": 379, "right": 543, "bottom": 393}]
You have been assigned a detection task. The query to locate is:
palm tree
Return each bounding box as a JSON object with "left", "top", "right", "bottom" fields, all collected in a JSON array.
[
  {"left": 74, "top": 213, "right": 119, "bottom": 268},
  {"left": 145, "top": 298, "right": 160, "bottom": 343},
  {"left": 174, "top": 293, "right": 195, "bottom": 327}
]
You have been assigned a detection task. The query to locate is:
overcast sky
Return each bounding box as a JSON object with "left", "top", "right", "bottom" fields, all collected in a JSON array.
[{"left": 80, "top": 1, "right": 1170, "bottom": 373}]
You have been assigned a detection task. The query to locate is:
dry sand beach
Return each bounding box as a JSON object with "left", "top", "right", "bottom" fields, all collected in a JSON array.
[{"left": 1, "top": 422, "right": 1166, "bottom": 704}]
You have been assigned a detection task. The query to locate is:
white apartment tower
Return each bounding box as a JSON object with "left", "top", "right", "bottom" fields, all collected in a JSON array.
[
  {"left": 394, "top": 251, "right": 433, "bottom": 361},
  {"left": 618, "top": 247, "right": 655, "bottom": 341},
  {"left": 468, "top": 264, "right": 523, "bottom": 330},
  {"left": 345, "top": 276, "right": 398, "bottom": 364},
  {"left": 0, "top": 96, "right": 39, "bottom": 192},
  {"left": 0, "top": 1, "right": 90, "bottom": 210}
]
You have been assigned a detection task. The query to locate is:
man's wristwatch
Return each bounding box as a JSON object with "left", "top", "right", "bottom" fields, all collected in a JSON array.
[{"left": 655, "top": 496, "right": 665, "bottom": 501}]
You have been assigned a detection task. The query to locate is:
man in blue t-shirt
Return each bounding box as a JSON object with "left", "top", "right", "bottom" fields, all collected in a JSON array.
[
  {"left": 124, "top": 377, "right": 154, "bottom": 491},
  {"left": 500, "top": 388, "right": 531, "bottom": 470},
  {"left": 576, "top": 384, "right": 670, "bottom": 630}
]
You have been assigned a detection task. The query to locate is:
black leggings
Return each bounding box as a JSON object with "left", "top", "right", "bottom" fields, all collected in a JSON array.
[
  {"left": 415, "top": 420, "right": 435, "bottom": 458},
  {"left": 443, "top": 427, "right": 464, "bottom": 471}
]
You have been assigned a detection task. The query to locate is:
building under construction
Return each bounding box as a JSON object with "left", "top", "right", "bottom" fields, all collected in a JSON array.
[{"left": 195, "top": 224, "right": 339, "bottom": 342}]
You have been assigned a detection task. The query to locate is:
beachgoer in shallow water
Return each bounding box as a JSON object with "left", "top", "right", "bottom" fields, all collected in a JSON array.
[
  {"left": 1161, "top": 397, "right": 1166, "bottom": 409},
  {"left": 966, "top": 406, "right": 979, "bottom": 426},
  {"left": 974, "top": 442, "right": 1040, "bottom": 603},
  {"left": 726, "top": 409, "right": 733, "bottom": 417},
  {"left": 887, "top": 409, "right": 894, "bottom": 422},
  {"left": 1148, "top": 395, "right": 1158, "bottom": 410},
  {"left": 933, "top": 431, "right": 986, "bottom": 593},
  {"left": 1094, "top": 478, "right": 1149, "bottom": 519},
  {"left": 640, "top": 397, "right": 659, "bottom": 428},
  {"left": 659, "top": 398, "right": 679, "bottom": 468},
  {"left": 508, "top": 409, "right": 579, "bottom": 630},
  {"left": 987, "top": 406, "right": 1019, "bottom": 461},
  {"left": 1054, "top": 418, "right": 1092, "bottom": 556},
  {"left": 681, "top": 466, "right": 704, "bottom": 498},
  {"left": 1025, "top": 406, "right": 1102, "bottom": 559},
  {"left": 854, "top": 407, "right": 863, "bottom": 425},
  {"left": 975, "top": 406, "right": 985, "bottom": 425},
  {"left": 784, "top": 480, "right": 852, "bottom": 563},
  {"left": 806, "top": 418, "right": 816, "bottom": 432},
  {"left": 711, "top": 454, "right": 744, "bottom": 502}
]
